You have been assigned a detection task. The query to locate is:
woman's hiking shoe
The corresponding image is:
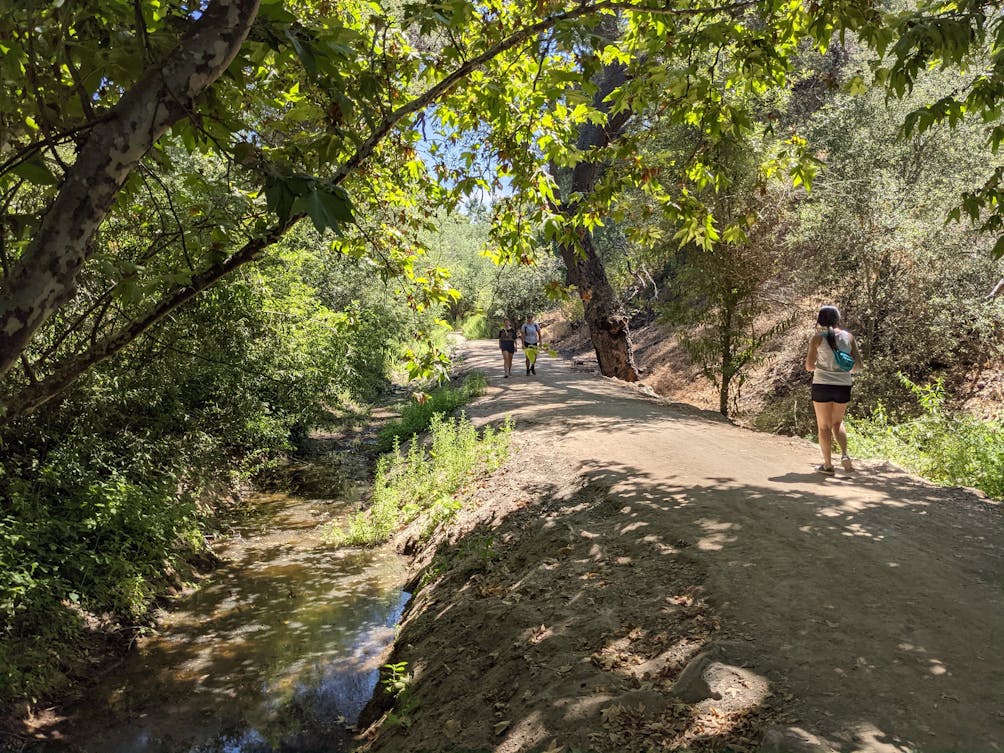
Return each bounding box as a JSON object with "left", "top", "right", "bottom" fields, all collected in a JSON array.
[
  {"left": 816, "top": 464, "right": 835, "bottom": 475},
  {"left": 531, "top": 365, "right": 536, "bottom": 374},
  {"left": 841, "top": 455, "right": 854, "bottom": 472}
]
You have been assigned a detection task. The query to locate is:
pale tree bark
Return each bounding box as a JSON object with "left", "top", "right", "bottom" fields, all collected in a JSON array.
[
  {"left": 0, "top": 0, "right": 261, "bottom": 383},
  {"left": 554, "top": 27, "right": 639, "bottom": 382}
]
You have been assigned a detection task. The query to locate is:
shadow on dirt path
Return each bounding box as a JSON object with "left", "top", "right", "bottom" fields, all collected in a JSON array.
[{"left": 362, "top": 341, "right": 1003, "bottom": 753}]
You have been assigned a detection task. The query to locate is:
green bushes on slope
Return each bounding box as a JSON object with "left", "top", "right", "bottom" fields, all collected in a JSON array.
[{"left": 849, "top": 377, "right": 1004, "bottom": 500}]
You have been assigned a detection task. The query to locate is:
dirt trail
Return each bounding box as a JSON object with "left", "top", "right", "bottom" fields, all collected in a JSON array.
[{"left": 362, "top": 341, "right": 1003, "bottom": 753}]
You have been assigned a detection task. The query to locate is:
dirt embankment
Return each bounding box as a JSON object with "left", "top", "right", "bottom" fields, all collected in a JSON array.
[
  {"left": 547, "top": 307, "right": 1004, "bottom": 430},
  {"left": 357, "top": 340, "right": 1003, "bottom": 753}
]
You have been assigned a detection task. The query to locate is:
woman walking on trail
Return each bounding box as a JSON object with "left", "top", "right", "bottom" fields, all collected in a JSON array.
[
  {"left": 805, "top": 305, "right": 862, "bottom": 474},
  {"left": 520, "top": 314, "right": 542, "bottom": 376},
  {"left": 498, "top": 318, "right": 517, "bottom": 378}
]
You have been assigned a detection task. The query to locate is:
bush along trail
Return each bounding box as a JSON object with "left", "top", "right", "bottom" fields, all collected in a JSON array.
[{"left": 357, "top": 339, "right": 1003, "bottom": 753}]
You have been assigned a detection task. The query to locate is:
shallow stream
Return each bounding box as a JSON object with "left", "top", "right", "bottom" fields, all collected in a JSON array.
[{"left": 46, "top": 488, "right": 408, "bottom": 753}]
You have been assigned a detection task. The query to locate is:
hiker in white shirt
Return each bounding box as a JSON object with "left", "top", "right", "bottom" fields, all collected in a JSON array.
[
  {"left": 805, "top": 305, "right": 863, "bottom": 475},
  {"left": 520, "top": 314, "right": 542, "bottom": 376}
]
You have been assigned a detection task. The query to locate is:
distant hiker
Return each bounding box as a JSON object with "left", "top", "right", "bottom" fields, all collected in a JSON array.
[
  {"left": 805, "top": 305, "right": 862, "bottom": 474},
  {"left": 520, "top": 314, "right": 542, "bottom": 376},
  {"left": 498, "top": 318, "right": 517, "bottom": 378}
]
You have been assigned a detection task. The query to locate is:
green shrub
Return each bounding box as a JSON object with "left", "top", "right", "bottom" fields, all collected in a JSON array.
[
  {"left": 847, "top": 376, "right": 1004, "bottom": 500},
  {"left": 0, "top": 422, "right": 205, "bottom": 706},
  {"left": 377, "top": 373, "right": 488, "bottom": 452},
  {"left": 0, "top": 252, "right": 405, "bottom": 709},
  {"left": 333, "top": 413, "right": 513, "bottom": 546}
]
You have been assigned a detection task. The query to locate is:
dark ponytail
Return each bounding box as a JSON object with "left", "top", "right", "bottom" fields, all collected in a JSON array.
[
  {"left": 816, "top": 305, "right": 841, "bottom": 327},
  {"left": 817, "top": 306, "right": 841, "bottom": 352},
  {"left": 825, "top": 329, "right": 838, "bottom": 351}
]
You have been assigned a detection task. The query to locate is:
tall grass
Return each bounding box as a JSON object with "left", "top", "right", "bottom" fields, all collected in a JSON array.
[
  {"left": 848, "top": 377, "right": 1004, "bottom": 499},
  {"left": 377, "top": 373, "right": 487, "bottom": 452},
  {"left": 460, "top": 314, "right": 495, "bottom": 339},
  {"left": 334, "top": 413, "right": 513, "bottom": 546}
]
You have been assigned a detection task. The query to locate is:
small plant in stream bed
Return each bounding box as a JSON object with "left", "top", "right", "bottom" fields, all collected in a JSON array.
[
  {"left": 381, "top": 660, "right": 416, "bottom": 730},
  {"left": 381, "top": 661, "right": 411, "bottom": 698}
]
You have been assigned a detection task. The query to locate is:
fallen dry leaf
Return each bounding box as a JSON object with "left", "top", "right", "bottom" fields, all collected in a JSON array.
[{"left": 600, "top": 703, "right": 624, "bottom": 725}]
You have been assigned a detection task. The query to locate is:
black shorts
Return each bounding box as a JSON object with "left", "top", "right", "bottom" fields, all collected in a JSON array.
[
  {"left": 500, "top": 342, "right": 515, "bottom": 353},
  {"left": 812, "top": 383, "right": 851, "bottom": 404}
]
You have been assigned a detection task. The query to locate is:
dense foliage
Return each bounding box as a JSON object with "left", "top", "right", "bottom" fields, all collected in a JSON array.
[
  {"left": 849, "top": 377, "right": 1004, "bottom": 500},
  {"left": 795, "top": 61, "right": 1004, "bottom": 413},
  {"left": 377, "top": 373, "right": 488, "bottom": 452},
  {"left": 0, "top": 228, "right": 417, "bottom": 706},
  {"left": 585, "top": 29, "right": 1004, "bottom": 426}
]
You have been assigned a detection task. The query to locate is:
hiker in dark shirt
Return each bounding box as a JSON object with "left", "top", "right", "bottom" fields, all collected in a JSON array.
[{"left": 498, "top": 318, "right": 517, "bottom": 378}]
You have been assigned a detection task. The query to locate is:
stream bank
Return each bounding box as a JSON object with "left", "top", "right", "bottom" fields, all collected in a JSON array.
[
  {"left": 355, "top": 423, "right": 769, "bottom": 753},
  {"left": 10, "top": 417, "right": 410, "bottom": 753}
]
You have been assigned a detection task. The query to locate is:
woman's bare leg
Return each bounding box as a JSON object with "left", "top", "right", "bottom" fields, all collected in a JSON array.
[
  {"left": 831, "top": 403, "right": 847, "bottom": 463},
  {"left": 812, "top": 400, "right": 834, "bottom": 468}
]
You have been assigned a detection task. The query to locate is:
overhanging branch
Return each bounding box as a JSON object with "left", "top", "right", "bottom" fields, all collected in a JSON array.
[
  {"left": 333, "top": 0, "right": 756, "bottom": 186},
  {"left": 1, "top": 222, "right": 291, "bottom": 421}
]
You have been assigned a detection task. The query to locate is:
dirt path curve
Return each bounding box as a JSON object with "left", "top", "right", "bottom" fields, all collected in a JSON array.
[{"left": 365, "top": 341, "right": 1003, "bottom": 753}]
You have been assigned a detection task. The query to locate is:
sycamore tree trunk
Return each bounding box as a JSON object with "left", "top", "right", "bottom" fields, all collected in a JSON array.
[
  {"left": 0, "top": 0, "right": 260, "bottom": 384},
  {"left": 553, "top": 19, "right": 638, "bottom": 382},
  {"left": 558, "top": 233, "right": 639, "bottom": 381}
]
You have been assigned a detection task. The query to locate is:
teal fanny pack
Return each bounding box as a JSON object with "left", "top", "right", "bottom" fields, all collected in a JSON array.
[{"left": 826, "top": 330, "right": 854, "bottom": 372}]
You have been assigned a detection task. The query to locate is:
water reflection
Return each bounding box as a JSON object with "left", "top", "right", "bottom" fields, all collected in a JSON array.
[{"left": 45, "top": 493, "right": 407, "bottom": 753}]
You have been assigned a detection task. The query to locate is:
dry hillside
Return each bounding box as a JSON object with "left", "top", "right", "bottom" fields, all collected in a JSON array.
[{"left": 545, "top": 305, "right": 1004, "bottom": 431}]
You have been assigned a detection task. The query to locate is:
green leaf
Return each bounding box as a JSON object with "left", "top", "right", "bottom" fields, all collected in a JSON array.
[
  {"left": 292, "top": 188, "right": 354, "bottom": 234},
  {"left": 12, "top": 158, "right": 58, "bottom": 186},
  {"left": 993, "top": 235, "right": 1004, "bottom": 259},
  {"left": 846, "top": 75, "right": 867, "bottom": 96},
  {"left": 260, "top": 0, "right": 296, "bottom": 24},
  {"left": 233, "top": 141, "right": 258, "bottom": 166},
  {"left": 112, "top": 279, "right": 142, "bottom": 305},
  {"left": 264, "top": 179, "right": 297, "bottom": 224}
]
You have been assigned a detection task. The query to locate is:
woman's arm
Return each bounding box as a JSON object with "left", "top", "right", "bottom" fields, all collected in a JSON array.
[
  {"left": 805, "top": 334, "right": 820, "bottom": 372},
  {"left": 850, "top": 334, "right": 863, "bottom": 373}
]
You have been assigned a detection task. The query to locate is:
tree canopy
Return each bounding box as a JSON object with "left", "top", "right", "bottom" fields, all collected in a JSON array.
[
  {"left": 2, "top": 1, "right": 1003, "bottom": 411},
  {"left": 0, "top": 0, "right": 891, "bottom": 419}
]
